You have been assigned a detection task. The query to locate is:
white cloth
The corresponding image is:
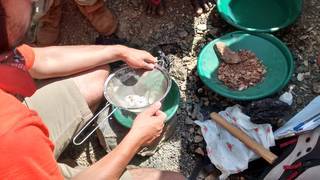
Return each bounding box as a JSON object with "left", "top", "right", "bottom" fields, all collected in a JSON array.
[{"left": 195, "top": 105, "right": 275, "bottom": 179}]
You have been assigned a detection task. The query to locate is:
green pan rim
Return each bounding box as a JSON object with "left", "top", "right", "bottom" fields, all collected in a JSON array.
[
  {"left": 216, "top": 0, "right": 303, "bottom": 32},
  {"left": 197, "top": 31, "right": 294, "bottom": 100}
]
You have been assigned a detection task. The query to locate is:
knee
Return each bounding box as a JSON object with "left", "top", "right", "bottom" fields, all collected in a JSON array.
[
  {"left": 93, "top": 64, "right": 111, "bottom": 83},
  {"left": 73, "top": 64, "right": 111, "bottom": 110},
  {"left": 89, "top": 64, "right": 111, "bottom": 98}
]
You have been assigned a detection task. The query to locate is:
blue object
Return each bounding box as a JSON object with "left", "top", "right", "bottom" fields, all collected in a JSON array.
[{"left": 293, "top": 112, "right": 320, "bottom": 131}]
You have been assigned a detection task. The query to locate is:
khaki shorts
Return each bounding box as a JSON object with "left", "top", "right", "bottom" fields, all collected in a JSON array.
[{"left": 23, "top": 78, "right": 131, "bottom": 180}]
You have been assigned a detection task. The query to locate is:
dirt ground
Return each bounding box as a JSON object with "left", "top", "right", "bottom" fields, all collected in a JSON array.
[{"left": 57, "top": 0, "right": 320, "bottom": 179}]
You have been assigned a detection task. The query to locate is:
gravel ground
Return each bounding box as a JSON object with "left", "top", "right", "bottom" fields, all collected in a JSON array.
[{"left": 57, "top": 0, "right": 320, "bottom": 179}]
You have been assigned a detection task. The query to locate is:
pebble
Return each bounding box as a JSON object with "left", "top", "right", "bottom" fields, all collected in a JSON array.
[
  {"left": 189, "top": 127, "right": 195, "bottom": 133},
  {"left": 191, "top": 104, "right": 201, "bottom": 119},
  {"left": 196, "top": 128, "right": 202, "bottom": 135},
  {"left": 197, "top": 24, "right": 207, "bottom": 31},
  {"left": 209, "top": 29, "right": 218, "bottom": 35},
  {"left": 197, "top": 88, "right": 204, "bottom": 94},
  {"left": 185, "top": 117, "right": 194, "bottom": 125},
  {"left": 194, "top": 147, "right": 205, "bottom": 156},
  {"left": 196, "top": 30, "right": 204, "bottom": 34},
  {"left": 196, "top": 112, "right": 204, "bottom": 121},
  {"left": 312, "top": 82, "right": 320, "bottom": 94},
  {"left": 204, "top": 101, "right": 210, "bottom": 107},
  {"left": 182, "top": 56, "right": 191, "bottom": 61},
  {"left": 205, "top": 174, "right": 217, "bottom": 180},
  {"left": 167, "top": 22, "right": 175, "bottom": 30},
  {"left": 297, "top": 65, "right": 308, "bottom": 73},
  {"left": 297, "top": 96, "right": 303, "bottom": 105},
  {"left": 297, "top": 73, "right": 305, "bottom": 81},
  {"left": 194, "top": 135, "right": 204, "bottom": 143},
  {"left": 178, "top": 30, "right": 188, "bottom": 38}
]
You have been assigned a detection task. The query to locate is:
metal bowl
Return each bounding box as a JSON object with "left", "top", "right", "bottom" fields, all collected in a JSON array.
[{"left": 104, "top": 65, "right": 172, "bottom": 112}]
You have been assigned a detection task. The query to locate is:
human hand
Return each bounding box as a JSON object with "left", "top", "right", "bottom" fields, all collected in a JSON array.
[
  {"left": 120, "top": 46, "right": 157, "bottom": 70},
  {"left": 128, "top": 102, "right": 166, "bottom": 147}
]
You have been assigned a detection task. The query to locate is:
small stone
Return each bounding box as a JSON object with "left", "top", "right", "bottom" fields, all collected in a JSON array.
[
  {"left": 185, "top": 117, "right": 194, "bottom": 125},
  {"left": 205, "top": 174, "right": 217, "bottom": 180},
  {"left": 196, "top": 128, "right": 202, "bottom": 135},
  {"left": 317, "top": 54, "right": 320, "bottom": 66},
  {"left": 209, "top": 29, "right": 218, "bottom": 35},
  {"left": 178, "top": 30, "right": 188, "bottom": 38},
  {"left": 182, "top": 56, "right": 191, "bottom": 61},
  {"left": 197, "top": 24, "right": 207, "bottom": 31},
  {"left": 304, "top": 72, "right": 311, "bottom": 76},
  {"left": 197, "top": 88, "right": 204, "bottom": 94},
  {"left": 194, "top": 135, "right": 203, "bottom": 143},
  {"left": 204, "top": 101, "right": 210, "bottom": 107},
  {"left": 202, "top": 97, "right": 209, "bottom": 102},
  {"left": 196, "top": 30, "right": 204, "bottom": 34},
  {"left": 312, "top": 82, "right": 320, "bottom": 94},
  {"left": 297, "top": 73, "right": 305, "bottom": 81},
  {"left": 154, "top": 33, "right": 161, "bottom": 40},
  {"left": 297, "top": 66, "right": 308, "bottom": 73},
  {"left": 303, "top": 60, "right": 309, "bottom": 67},
  {"left": 189, "top": 127, "right": 195, "bottom": 133},
  {"left": 191, "top": 104, "right": 201, "bottom": 119},
  {"left": 196, "top": 113, "right": 204, "bottom": 121},
  {"left": 191, "top": 113, "right": 197, "bottom": 120},
  {"left": 299, "top": 35, "right": 308, "bottom": 40},
  {"left": 194, "top": 147, "right": 205, "bottom": 156},
  {"left": 167, "top": 22, "right": 174, "bottom": 30},
  {"left": 297, "top": 96, "right": 303, "bottom": 105}
]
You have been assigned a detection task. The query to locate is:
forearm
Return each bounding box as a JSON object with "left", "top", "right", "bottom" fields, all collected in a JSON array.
[
  {"left": 73, "top": 132, "right": 142, "bottom": 180},
  {"left": 29, "top": 45, "right": 126, "bottom": 79}
]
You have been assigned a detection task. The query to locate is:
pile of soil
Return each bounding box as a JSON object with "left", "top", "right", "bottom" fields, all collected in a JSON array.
[{"left": 217, "top": 50, "right": 266, "bottom": 91}]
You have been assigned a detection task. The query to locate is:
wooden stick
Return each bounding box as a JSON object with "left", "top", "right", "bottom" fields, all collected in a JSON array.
[{"left": 210, "top": 112, "right": 277, "bottom": 164}]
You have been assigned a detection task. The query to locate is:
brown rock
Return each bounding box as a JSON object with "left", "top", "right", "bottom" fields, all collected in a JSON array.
[
  {"left": 214, "top": 42, "right": 242, "bottom": 64},
  {"left": 189, "top": 127, "right": 195, "bottom": 133},
  {"left": 194, "top": 147, "right": 205, "bottom": 156},
  {"left": 205, "top": 173, "right": 218, "bottom": 180},
  {"left": 185, "top": 117, "right": 194, "bottom": 125},
  {"left": 194, "top": 135, "right": 203, "bottom": 143},
  {"left": 313, "top": 82, "right": 320, "bottom": 94}
]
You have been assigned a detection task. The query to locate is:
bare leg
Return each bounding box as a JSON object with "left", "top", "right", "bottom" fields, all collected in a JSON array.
[
  {"left": 129, "top": 168, "right": 185, "bottom": 180},
  {"left": 71, "top": 65, "right": 110, "bottom": 112},
  {"left": 191, "top": 0, "right": 213, "bottom": 15}
]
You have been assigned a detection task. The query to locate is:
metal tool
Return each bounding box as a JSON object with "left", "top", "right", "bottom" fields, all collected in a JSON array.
[{"left": 73, "top": 65, "right": 172, "bottom": 145}]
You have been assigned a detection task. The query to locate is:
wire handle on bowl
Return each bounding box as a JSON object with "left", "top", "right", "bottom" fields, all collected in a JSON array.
[
  {"left": 73, "top": 102, "right": 118, "bottom": 146},
  {"left": 156, "top": 50, "right": 174, "bottom": 71}
]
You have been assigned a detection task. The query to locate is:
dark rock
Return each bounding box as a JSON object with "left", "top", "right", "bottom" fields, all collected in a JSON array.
[{"left": 312, "top": 82, "right": 320, "bottom": 94}]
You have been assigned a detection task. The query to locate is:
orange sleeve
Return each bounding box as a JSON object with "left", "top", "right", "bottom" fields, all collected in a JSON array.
[{"left": 17, "top": 44, "right": 35, "bottom": 69}]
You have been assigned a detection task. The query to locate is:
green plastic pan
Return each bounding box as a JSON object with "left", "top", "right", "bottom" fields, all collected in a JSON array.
[
  {"left": 217, "top": 0, "right": 303, "bottom": 32},
  {"left": 197, "top": 31, "right": 294, "bottom": 101}
]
